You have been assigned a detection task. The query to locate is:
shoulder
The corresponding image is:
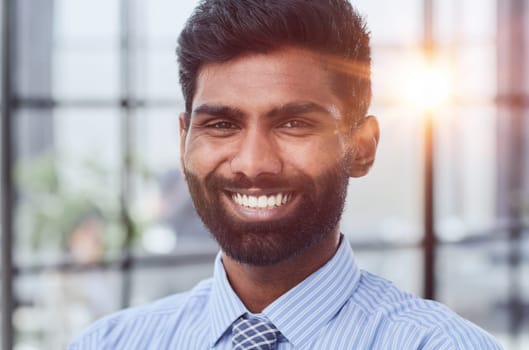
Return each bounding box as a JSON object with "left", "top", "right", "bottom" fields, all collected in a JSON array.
[
  {"left": 68, "top": 278, "right": 213, "bottom": 349},
  {"left": 348, "top": 271, "right": 503, "bottom": 349}
]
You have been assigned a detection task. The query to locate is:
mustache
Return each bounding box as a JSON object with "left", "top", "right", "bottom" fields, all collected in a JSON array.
[{"left": 203, "top": 172, "right": 310, "bottom": 191}]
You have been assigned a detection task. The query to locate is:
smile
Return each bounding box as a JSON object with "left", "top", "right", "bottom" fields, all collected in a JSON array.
[{"left": 230, "top": 192, "right": 293, "bottom": 209}]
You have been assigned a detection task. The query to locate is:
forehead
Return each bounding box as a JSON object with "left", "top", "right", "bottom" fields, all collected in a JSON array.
[{"left": 191, "top": 47, "right": 344, "bottom": 116}]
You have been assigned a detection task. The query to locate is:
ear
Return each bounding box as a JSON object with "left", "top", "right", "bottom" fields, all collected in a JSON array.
[
  {"left": 347, "top": 115, "right": 379, "bottom": 177},
  {"left": 179, "top": 113, "right": 189, "bottom": 175}
]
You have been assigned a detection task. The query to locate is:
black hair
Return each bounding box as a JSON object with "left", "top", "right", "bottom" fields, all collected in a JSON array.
[{"left": 177, "top": 0, "right": 371, "bottom": 126}]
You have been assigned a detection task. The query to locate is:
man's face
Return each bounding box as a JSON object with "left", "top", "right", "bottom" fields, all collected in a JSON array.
[{"left": 180, "top": 47, "right": 354, "bottom": 266}]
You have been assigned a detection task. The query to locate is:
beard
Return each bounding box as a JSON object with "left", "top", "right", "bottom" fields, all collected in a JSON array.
[{"left": 184, "top": 158, "right": 350, "bottom": 266}]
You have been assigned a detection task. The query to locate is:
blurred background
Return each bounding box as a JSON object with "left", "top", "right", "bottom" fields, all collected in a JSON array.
[{"left": 0, "top": 0, "right": 528, "bottom": 349}]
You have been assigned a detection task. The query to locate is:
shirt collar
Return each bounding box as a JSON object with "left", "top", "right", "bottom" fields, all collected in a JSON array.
[{"left": 207, "top": 236, "right": 361, "bottom": 348}]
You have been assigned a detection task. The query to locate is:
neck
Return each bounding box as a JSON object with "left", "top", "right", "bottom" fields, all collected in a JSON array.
[{"left": 222, "top": 230, "right": 341, "bottom": 313}]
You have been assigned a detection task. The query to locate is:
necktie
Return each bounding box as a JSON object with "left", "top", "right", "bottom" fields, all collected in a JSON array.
[{"left": 232, "top": 316, "right": 279, "bottom": 350}]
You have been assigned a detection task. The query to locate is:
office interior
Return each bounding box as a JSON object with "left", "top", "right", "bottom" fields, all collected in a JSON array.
[{"left": 0, "top": 0, "right": 528, "bottom": 349}]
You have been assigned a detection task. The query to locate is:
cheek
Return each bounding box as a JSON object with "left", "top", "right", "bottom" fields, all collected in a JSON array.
[
  {"left": 182, "top": 137, "right": 232, "bottom": 175},
  {"left": 279, "top": 137, "right": 345, "bottom": 175}
]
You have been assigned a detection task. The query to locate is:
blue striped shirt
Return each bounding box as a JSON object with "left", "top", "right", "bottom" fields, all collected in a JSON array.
[{"left": 69, "top": 238, "right": 502, "bottom": 349}]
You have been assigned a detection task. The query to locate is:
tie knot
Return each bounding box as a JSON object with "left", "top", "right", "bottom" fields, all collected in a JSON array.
[{"left": 232, "top": 316, "right": 279, "bottom": 350}]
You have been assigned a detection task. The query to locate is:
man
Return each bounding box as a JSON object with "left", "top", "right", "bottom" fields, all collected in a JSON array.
[{"left": 70, "top": 0, "right": 503, "bottom": 349}]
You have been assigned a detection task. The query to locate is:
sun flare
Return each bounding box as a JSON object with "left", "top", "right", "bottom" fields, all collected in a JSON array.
[{"left": 401, "top": 59, "right": 452, "bottom": 112}]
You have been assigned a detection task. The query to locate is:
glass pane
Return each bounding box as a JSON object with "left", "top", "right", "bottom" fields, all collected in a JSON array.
[
  {"left": 356, "top": 0, "right": 423, "bottom": 46},
  {"left": 437, "top": 242, "right": 510, "bottom": 349},
  {"left": 52, "top": 49, "right": 120, "bottom": 100},
  {"left": 130, "top": 262, "right": 214, "bottom": 306},
  {"left": 435, "top": 105, "right": 498, "bottom": 241},
  {"left": 14, "top": 270, "right": 122, "bottom": 349},
  {"left": 54, "top": 0, "right": 119, "bottom": 43},
  {"left": 14, "top": 108, "right": 125, "bottom": 266},
  {"left": 14, "top": 0, "right": 53, "bottom": 99},
  {"left": 52, "top": 0, "right": 120, "bottom": 100},
  {"left": 355, "top": 247, "right": 423, "bottom": 296},
  {"left": 130, "top": 108, "right": 215, "bottom": 256},
  {"left": 449, "top": 44, "right": 496, "bottom": 100},
  {"left": 137, "top": 49, "right": 182, "bottom": 101},
  {"left": 139, "top": 0, "right": 197, "bottom": 41},
  {"left": 435, "top": 0, "right": 496, "bottom": 45}
]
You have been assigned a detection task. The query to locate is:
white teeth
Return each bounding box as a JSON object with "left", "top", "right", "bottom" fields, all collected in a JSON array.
[
  {"left": 231, "top": 192, "right": 292, "bottom": 209},
  {"left": 258, "top": 196, "right": 267, "bottom": 208}
]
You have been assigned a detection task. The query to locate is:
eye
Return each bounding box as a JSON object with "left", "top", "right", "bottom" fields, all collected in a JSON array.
[
  {"left": 281, "top": 120, "right": 310, "bottom": 128},
  {"left": 205, "top": 121, "right": 239, "bottom": 129}
]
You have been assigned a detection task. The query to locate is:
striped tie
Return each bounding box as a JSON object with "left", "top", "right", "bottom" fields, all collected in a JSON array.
[{"left": 232, "top": 316, "right": 279, "bottom": 350}]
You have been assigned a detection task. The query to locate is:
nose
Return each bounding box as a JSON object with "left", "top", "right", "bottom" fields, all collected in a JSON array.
[{"left": 230, "top": 128, "right": 282, "bottom": 178}]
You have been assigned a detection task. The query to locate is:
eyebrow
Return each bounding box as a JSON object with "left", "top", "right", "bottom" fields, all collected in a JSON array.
[
  {"left": 266, "top": 101, "right": 333, "bottom": 118},
  {"left": 191, "top": 101, "right": 333, "bottom": 120},
  {"left": 192, "top": 104, "right": 245, "bottom": 120}
]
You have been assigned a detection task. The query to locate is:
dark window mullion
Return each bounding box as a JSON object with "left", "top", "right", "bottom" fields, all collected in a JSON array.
[
  {"left": 1, "top": 0, "right": 15, "bottom": 349},
  {"left": 118, "top": 0, "right": 139, "bottom": 309},
  {"left": 422, "top": 0, "right": 437, "bottom": 301}
]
